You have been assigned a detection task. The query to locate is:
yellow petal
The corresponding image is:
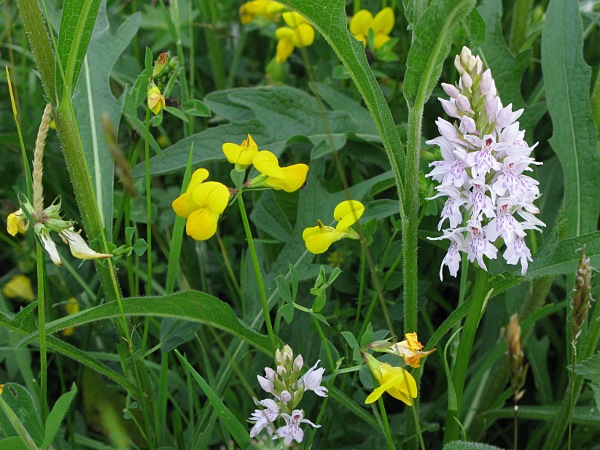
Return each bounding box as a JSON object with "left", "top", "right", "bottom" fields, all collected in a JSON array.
[
  {"left": 293, "top": 23, "right": 315, "bottom": 48},
  {"left": 7, "top": 209, "right": 29, "bottom": 236},
  {"left": 276, "top": 35, "right": 295, "bottom": 63},
  {"left": 191, "top": 181, "right": 230, "bottom": 214},
  {"left": 186, "top": 208, "right": 220, "bottom": 241},
  {"left": 334, "top": 200, "right": 365, "bottom": 230},
  {"left": 405, "top": 332, "right": 424, "bottom": 351},
  {"left": 303, "top": 223, "right": 344, "bottom": 254},
  {"left": 365, "top": 363, "right": 417, "bottom": 406},
  {"left": 282, "top": 11, "right": 307, "bottom": 28},
  {"left": 253, "top": 150, "right": 286, "bottom": 178},
  {"left": 188, "top": 168, "right": 210, "bottom": 193},
  {"left": 372, "top": 7, "right": 394, "bottom": 35},
  {"left": 349, "top": 10, "right": 373, "bottom": 36},
  {"left": 172, "top": 168, "right": 211, "bottom": 218},
  {"left": 66, "top": 297, "right": 80, "bottom": 315},
  {"left": 374, "top": 33, "right": 391, "bottom": 50},
  {"left": 222, "top": 135, "right": 258, "bottom": 166},
  {"left": 148, "top": 86, "right": 166, "bottom": 115},
  {"left": 2, "top": 274, "right": 35, "bottom": 302},
  {"left": 266, "top": 164, "right": 309, "bottom": 192}
]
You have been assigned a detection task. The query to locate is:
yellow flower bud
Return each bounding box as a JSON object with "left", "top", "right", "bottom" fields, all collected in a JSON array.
[
  {"left": 2, "top": 274, "right": 35, "bottom": 302},
  {"left": 148, "top": 85, "right": 166, "bottom": 115},
  {"left": 7, "top": 209, "right": 29, "bottom": 236}
]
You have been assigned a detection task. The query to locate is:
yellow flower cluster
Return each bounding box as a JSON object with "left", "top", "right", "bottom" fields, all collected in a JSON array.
[
  {"left": 303, "top": 200, "right": 364, "bottom": 254},
  {"left": 239, "top": 0, "right": 285, "bottom": 24},
  {"left": 350, "top": 7, "right": 395, "bottom": 50},
  {"left": 172, "top": 134, "right": 309, "bottom": 241}
]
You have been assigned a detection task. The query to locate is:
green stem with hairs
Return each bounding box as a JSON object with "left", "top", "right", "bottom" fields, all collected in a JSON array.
[
  {"left": 444, "top": 267, "right": 490, "bottom": 443},
  {"left": 35, "top": 242, "right": 48, "bottom": 421}
]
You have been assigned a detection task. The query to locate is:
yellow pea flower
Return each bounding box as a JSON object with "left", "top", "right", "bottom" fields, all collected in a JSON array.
[
  {"left": 2, "top": 274, "right": 35, "bottom": 302},
  {"left": 349, "top": 7, "right": 395, "bottom": 50},
  {"left": 302, "top": 200, "right": 364, "bottom": 254},
  {"left": 147, "top": 84, "right": 166, "bottom": 115},
  {"left": 275, "top": 12, "right": 315, "bottom": 63},
  {"left": 252, "top": 150, "right": 309, "bottom": 192},
  {"left": 365, "top": 361, "right": 418, "bottom": 406},
  {"left": 172, "top": 168, "right": 230, "bottom": 241},
  {"left": 389, "top": 332, "right": 436, "bottom": 368},
  {"left": 7, "top": 209, "right": 29, "bottom": 236},
  {"left": 239, "top": 0, "right": 285, "bottom": 25},
  {"left": 222, "top": 134, "right": 259, "bottom": 168},
  {"left": 62, "top": 297, "right": 80, "bottom": 337}
]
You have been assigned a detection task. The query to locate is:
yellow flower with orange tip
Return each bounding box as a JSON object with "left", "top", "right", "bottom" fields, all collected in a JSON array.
[
  {"left": 349, "top": 7, "right": 395, "bottom": 50},
  {"left": 172, "top": 168, "right": 230, "bottom": 241},
  {"left": 389, "top": 332, "right": 436, "bottom": 368},
  {"left": 239, "top": 0, "right": 285, "bottom": 25},
  {"left": 63, "top": 297, "right": 80, "bottom": 337},
  {"left": 303, "top": 200, "right": 364, "bottom": 254},
  {"left": 275, "top": 12, "right": 315, "bottom": 63},
  {"left": 2, "top": 274, "right": 35, "bottom": 302},
  {"left": 251, "top": 150, "right": 309, "bottom": 192},
  {"left": 222, "top": 134, "right": 259, "bottom": 168},
  {"left": 7, "top": 209, "right": 29, "bottom": 236},
  {"left": 363, "top": 352, "right": 417, "bottom": 406},
  {"left": 148, "top": 84, "right": 166, "bottom": 115}
]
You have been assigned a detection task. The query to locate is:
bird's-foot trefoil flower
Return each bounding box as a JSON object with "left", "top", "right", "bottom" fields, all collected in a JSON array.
[
  {"left": 172, "top": 168, "right": 231, "bottom": 241},
  {"left": 147, "top": 83, "right": 166, "bottom": 115},
  {"left": 362, "top": 351, "right": 417, "bottom": 406},
  {"left": 222, "top": 134, "right": 259, "bottom": 169},
  {"left": 303, "top": 200, "right": 364, "bottom": 254},
  {"left": 275, "top": 12, "right": 315, "bottom": 63},
  {"left": 62, "top": 297, "right": 80, "bottom": 337},
  {"left": 387, "top": 333, "right": 436, "bottom": 368},
  {"left": 249, "top": 345, "right": 326, "bottom": 445},
  {"left": 7, "top": 209, "right": 29, "bottom": 236},
  {"left": 239, "top": 0, "right": 285, "bottom": 25},
  {"left": 2, "top": 275, "right": 35, "bottom": 302},
  {"left": 426, "top": 46, "right": 545, "bottom": 279},
  {"left": 249, "top": 150, "right": 309, "bottom": 192},
  {"left": 349, "top": 7, "right": 395, "bottom": 50}
]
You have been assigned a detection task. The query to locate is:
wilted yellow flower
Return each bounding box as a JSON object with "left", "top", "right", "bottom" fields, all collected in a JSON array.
[
  {"left": 172, "top": 168, "right": 230, "bottom": 240},
  {"left": 302, "top": 200, "right": 364, "bottom": 254},
  {"left": 59, "top": 228, "right": 112, "bottom": 261},
  {"left": 239, "top": 0, "right": 285, "bottom": 24},
  {"left": 389, "top": 332, "right": 436, "bottom": 368},
  {"left": 275, "top": 12, "right": 315, "bottom": 63},
  {"left": 222, "top": 134, "right": 259, "bottom": 168},
  {"left": 2, "top": 274, "right": 35, "bottom": 302},
  {"left": 148, "top": 84, "right": 166, "bottom": 115},
  {"left": 349, "top": 7, "right": 395, "bottom": 50},
  {"left": 252, "top": 150, "right": 309, "bottom": 192},
  {"left": 62, "top": 297, "right": 80, "bottom": 337},
  {"left": 7, "top": 209, "right": 29, "bottom": 236}
]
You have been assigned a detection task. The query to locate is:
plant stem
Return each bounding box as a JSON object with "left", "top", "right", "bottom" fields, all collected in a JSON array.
[
  {"left": 509, "top": 0, "right": 533, "bottom": 53},
  {"left": 353, "top": 242, "right": 367, "bottom": 333},
  {"left": 444, "top": 267, "right": 490, "bottom": 443},
  {"left": 35, "top": 242, "right": 48, "bottom": 421},
  {"left": 144, "top": 107, "right": 153, "bottom": 295},
  {"left": 236, "top": 194, "right": 276, "bottom": 350},
  {"left": 311, "top": 316, "right": 335, "bottom": 372},
  {"left": 377, "top": 398, "right": 395, "bottom": 450}
]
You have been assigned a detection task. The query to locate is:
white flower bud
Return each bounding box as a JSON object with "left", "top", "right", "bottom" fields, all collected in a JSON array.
[{"left": 442, "top": 83, "right": 460, "bottom": 99}]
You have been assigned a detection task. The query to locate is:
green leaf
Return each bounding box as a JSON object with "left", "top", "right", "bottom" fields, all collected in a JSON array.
[
  {"left": 22, "top": 292, "right": 280, "bottom": 355},
  {"left": 250, "top": 190, "right": 294, "bottom": 242},
  {"left": 0, "top": 437, "right": 30, "bottom": 450},
  {"left": 541, "top": 0, "right": 600, "bottom": 237},
  {"left": 404, "top": 0, "right": 476, "bottom": 107},
  {"left": 72, "top": 6, "right": 141, "bottom": 234},
  {"left": 165, "top": 106, "right": 189, "bottom": 122},
  {"left": 175, "top": 351, "right": 251, "bottom": 449},
  {"left": 181, "top": 99, "right": 211, "bottom": 117},
  {"left": 0, "top": 383, "right": 43, "bottom": 446},
  {"left": 444, "top": 441, "right": 506, "bottom": 450},
  {"left": 478, "top": 0, "right": 546, "bottom": 133},
  {"left": 43, "top": 383, "right": 78, "bottom": 448},
  {"left": 575, "top": 352, "right": 600, "bottom": 381},
  {"left": 275, "top": 275, "right": 292, "bottom": 304},
  {"left": 56, "top": 0, "right": 101, "bottom": 98}
]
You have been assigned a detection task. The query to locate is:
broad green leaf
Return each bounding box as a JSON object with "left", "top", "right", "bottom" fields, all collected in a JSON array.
[
  {"left": 0, "top": 383, "right": 43, "bottom": 446},
  {"left": 22, "top": 292, "right": 280, "bottom": 355},
  {"left": 72, "top": 6, "right": 141, "bottom": 234},
  {"left": 478, "top": 0, "right": 546, "bottom": 133},
  {"left": 43, "top": 383, "right": 78, "bottom": 448},
  {"left": 250, "top": 190, "right": 294, "bottom": 242},
  {"left": 541, "top": 0, "right": 600, "bottom": 237},
  {"left": 279, "top": 0, "right": 405, "bottom": 189},
  {"left": 181, "top": 99, "right": 211, "bottom": 117},
  {"left": 135, "top": 86, "right": 372, "bottom": 176},
  {"left": 175, "top": 352, "right": 251, "bottom": 449},
  {"left": 56, "top": 0, "right": 101, "bottom": 97},
  {"left": 404, "top": 0, "right": 476, "bottom": 107},
  {"left": 0, "top": 437, "right": 30, "bottom": 450}
]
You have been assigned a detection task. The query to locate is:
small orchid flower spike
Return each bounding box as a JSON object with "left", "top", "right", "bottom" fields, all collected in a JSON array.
[
  {"left": 303, "top": 200, "right": 365, "bottom": 254},
  {"left": 172, "top": 168, "right": 231, "bottom": 241}
]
